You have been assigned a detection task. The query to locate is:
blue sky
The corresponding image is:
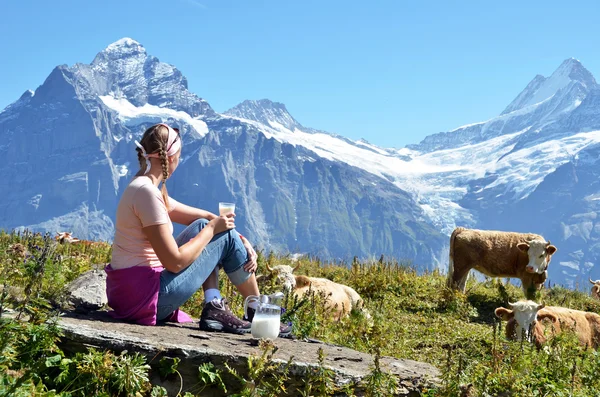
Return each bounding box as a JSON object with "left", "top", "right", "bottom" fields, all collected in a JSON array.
[{"left": 1, "top": 0, "right": 600, "bottom": 148}]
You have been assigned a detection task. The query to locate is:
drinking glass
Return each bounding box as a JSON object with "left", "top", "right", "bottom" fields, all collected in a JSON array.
[{"left": 219, "top": 202, "right": 235, "bottom": 216}]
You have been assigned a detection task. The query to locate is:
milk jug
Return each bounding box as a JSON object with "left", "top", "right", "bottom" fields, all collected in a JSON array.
[{"left": 244, "top": 293, "right": 283, "bottom": 340}]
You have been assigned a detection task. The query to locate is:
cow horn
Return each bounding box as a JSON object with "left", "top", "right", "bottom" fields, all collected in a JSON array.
[
  {"left": 591, "top": 277, "right": 597, "bottom": 285},
  {"left": 537, "top": 303, "right": 545, "bottom": 311},
  {"left": 265, "top": 262, "right": 273, "bottom": 272},
  {"left": 293, "top": 262, "right": 301, "bottom": 272},
  {"left": 508, "top": 301, "right": 516, "bottom": 308}
]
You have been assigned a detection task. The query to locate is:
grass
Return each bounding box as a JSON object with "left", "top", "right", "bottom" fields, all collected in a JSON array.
[{"left": 2, "top": 230, "right": 600, "bottom": 395}]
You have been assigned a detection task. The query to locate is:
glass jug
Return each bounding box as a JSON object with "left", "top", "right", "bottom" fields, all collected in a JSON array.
[{"left": 244, "top": 292, "right": 283, "bottom": 340}]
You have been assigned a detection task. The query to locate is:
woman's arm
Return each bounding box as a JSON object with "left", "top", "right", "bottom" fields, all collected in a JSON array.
[
  {"left": 171, "top": 200, "right": 258, "bottom": 272},
  {"left": 143, "top": 214, "right": 234, "bottom": 273},
  {"left": 169, "top": 201, "right": 218, "bottom": 226}
]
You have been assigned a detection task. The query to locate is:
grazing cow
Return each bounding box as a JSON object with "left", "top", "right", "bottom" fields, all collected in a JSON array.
[
  {"left": 589, "top": 278, "right": 600, "bottom": 300},
  {"left": 56, "top": 232, "right": 81, "bottom": 244},
  {"left": 55, "top": 232, "right": 101, "bottom": 247},
  {"left": 447, "top": 227, "right": 557, "bottom": 295},
  {"left": 495, "top": 300, "right": 600, "bottom": 349},
  {"left": 261, "top": 263, "right": 369, "bottom": 321}
]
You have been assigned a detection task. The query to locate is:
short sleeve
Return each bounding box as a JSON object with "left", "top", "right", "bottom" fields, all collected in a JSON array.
[
  {"left": 167, "top": 196, "right": 179, "bottom": 213},
  {"left": 132, "top": 185, "right": 171, "bottom": 227}
]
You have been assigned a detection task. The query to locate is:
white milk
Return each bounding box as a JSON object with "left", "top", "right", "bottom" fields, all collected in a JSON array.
[
  {"left": 251, "top": 315, "right": 280, "bottom": 340},
  {"left": 219, "top": 207, "right": 235, "bottom": 215},
  {"left": 219, "top": 204, "right": 235, "bottom": 215}
]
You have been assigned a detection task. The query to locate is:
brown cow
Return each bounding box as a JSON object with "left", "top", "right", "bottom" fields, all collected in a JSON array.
[
  {"left": 55, "top": 232, "right": 102, "bottom": 247},
  {"left": 495, "top": 300, "right": 600, "bottom": 349},
  {"left": 56, "top": 232, "right": 81, "bottom": 244},
  {"left": 447, "top": 227, "right": 557, "bottom": 295},
  {"left": 590, "top": 278, "right": 600, "bottom": 300},
  {"left": 261, "top": 263, "right": 370, "bottom": 321}
]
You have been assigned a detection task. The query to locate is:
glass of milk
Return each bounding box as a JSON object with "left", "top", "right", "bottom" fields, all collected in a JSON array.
[{"left": 219, "top": 202, "right": 235, "bottom": 216}]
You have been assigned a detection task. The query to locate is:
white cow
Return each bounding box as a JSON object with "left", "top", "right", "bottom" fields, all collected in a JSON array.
[{"left": 262, "top": 263, "right": 369, "bottom": 321}]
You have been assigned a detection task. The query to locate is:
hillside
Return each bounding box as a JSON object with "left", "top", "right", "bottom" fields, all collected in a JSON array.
[{"left": 3, "top": 232, "right": 600, "bottom": 395}]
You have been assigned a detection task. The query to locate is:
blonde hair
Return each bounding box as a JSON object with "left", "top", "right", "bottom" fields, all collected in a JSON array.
[{"left": 135, "top": 124, "right": 175, "bottom": 209}]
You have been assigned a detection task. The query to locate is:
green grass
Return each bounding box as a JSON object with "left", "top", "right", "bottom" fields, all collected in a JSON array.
[{"left": 3, "top": 230, "right": 600, "bottom": 395}]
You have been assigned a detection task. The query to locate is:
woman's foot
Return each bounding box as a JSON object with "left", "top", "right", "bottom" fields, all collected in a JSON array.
[
  {"left": 199, "top": 298, "right": 251, "bottom": 335},
  {"left": 244, "top": 308, "right": 293, "bottom": 338}
]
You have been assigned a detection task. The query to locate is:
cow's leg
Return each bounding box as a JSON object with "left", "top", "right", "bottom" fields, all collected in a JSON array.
[
  {"left": 450, "top": 266, "right": 470, "bottom": 292},
  {"left": 520, "top": 278, "right": 538, "bottom": 300},
  {"left": 456, "top": 270, "right": 470, "bottom": 292},
  {"left": 446, "top": 256, "right": 455, "bottom": 288},
  {"left": 521, "top": 272, "right": 546, "bottom": 300}
]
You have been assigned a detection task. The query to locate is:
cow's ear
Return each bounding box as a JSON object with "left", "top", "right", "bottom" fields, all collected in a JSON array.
[
  {"left": 495, "top": 307, "right": 513, "bottom": 320},
  {"left": 537, "top": 312, "right": 557, "bottom": 323},
  {"left": 546, "top": 245, "right": 557, "bottom": 255},
  {"left": 295, "top": 275, "right": 311, "bottom": 288},
  {"left": 517, "top": 243, "right": 530, "bottom": 252}
]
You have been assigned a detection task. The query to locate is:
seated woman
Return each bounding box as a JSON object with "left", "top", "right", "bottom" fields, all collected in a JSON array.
[{"left": 105, "top": 122, "right": 291, "bottom": 336}]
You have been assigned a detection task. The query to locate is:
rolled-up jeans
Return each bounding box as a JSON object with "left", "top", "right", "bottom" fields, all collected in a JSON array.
[{"left": 156, "top": 218, "right": 251, "bottom": 321}]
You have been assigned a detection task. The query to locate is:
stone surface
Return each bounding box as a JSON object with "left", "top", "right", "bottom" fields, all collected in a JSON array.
[
  {"left": 66, "top": 269, "right": 107, "bottom": 312},
  {"left": 57, "top": 311, "right": 440, "bottom": 396}
]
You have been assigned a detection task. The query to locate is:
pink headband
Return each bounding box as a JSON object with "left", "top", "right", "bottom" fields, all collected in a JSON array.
[{"left": 134, "top": 124, "right": 182, "bottom": 175}]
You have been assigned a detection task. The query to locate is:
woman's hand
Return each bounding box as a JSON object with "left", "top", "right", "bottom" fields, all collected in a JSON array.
[
  {"left": 242, "top": 236, "right": 258, "bottom": 273},
  {"left": 210, "top": 213, "right": 235, "bottom": 234}
]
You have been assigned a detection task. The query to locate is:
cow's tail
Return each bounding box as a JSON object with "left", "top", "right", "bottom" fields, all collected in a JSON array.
[{"left": 446, "top": 227, "right": 465, "bottom": 289}]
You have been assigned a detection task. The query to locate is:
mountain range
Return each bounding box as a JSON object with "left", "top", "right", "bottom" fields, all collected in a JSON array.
[{"left": 2, "top": 38, "right": 600, "bottom": 287}]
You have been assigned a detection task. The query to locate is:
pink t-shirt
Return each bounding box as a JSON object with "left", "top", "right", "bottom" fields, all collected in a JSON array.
[{"left": 111, "top": 176, "right": 179, "bottom": 270}]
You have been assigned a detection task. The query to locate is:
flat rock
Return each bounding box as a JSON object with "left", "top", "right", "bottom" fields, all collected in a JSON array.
[{"left": 57, "top": 311, "right": 440, "bottom": 396}]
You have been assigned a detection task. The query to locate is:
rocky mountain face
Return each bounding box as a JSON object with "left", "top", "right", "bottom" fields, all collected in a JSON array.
[
  {"left": 0, "top": 38, "right": 444, "bottom": 269},
  {"left": 3, "top": 39, "right": 600, "bottom": 286}
]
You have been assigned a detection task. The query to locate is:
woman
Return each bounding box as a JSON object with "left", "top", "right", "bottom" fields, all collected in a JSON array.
[{"left": 105, "top": 123, "right": 290, "bottom": 336}]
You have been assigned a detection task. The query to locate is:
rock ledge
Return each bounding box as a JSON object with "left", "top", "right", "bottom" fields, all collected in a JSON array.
[{"left": 57, "top": 312, "right": 440, "bottom": 396}]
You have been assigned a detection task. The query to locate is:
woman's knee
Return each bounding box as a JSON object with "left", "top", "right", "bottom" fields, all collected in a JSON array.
[
  {"left": 189, "top": 218, "right": 210, "bottom": 235},
  {"left": 230, "top": 228, "right": 242, "bottom": 239},
  {"left": 229, "top": 229, "right": 246, "bottom": 250},
  {"left": 176, "top": 218, "right": 211, "bottom": 246}
]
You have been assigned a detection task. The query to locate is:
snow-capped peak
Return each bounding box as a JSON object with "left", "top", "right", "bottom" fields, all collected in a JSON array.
[
  {"left": 502, "top": 58, "right": 596, "bottom": 115},
  {"left": 104, "top": 37, "right": 144, "bottom": 53},
  {"left": 224, "top": 99, "right": 302, "bottom": 131},
  {"left": 92, "top": 37, "right": 146, "bottom": 65},
  {"left": 553, "top": 58, "right": 596, "bottom": 87}
]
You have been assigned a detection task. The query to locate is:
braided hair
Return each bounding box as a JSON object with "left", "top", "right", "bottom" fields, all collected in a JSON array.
[{"left": 135, "top": 124, "right": 174, "bottom": 209}]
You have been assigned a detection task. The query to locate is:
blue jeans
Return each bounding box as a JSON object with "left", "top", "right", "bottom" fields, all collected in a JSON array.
[{"left": 156, "top": 219, "right": 251, "bottom": 321}]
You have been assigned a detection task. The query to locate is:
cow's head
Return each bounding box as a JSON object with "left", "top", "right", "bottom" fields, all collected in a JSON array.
[
  {"left": 55, "top": 232, "right": 80, "bottom": 244},
  {"left": 495, "top": 300, "right": 557, "bottom": 342},
  {"left": 590, "top": 278, "right": 600, "bottom": 300},
  {"left": 517, "top": 239, "right": 557, "bottom": 274},
  {"left": 56, "top": 232, "right": 70, "bottom": 241},
  {"left": 264, "top": 262, "right": 301, "bottom": 292}
]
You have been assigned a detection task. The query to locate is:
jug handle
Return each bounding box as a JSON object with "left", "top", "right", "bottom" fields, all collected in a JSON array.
[{"left": 243, "top": 295, "right": 260, "bottom": 318}]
